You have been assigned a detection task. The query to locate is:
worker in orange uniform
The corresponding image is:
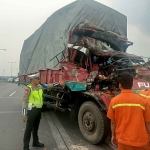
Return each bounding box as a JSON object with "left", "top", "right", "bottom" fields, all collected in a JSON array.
[
  {"left": 139, "top": 89, "right": 150, "bottom": 98},
  {"left": 107, "top": 72, "right": 150, "bottom": 150},
  {"left": 139, "top": 87, "right": 150, "bottom": 148}
]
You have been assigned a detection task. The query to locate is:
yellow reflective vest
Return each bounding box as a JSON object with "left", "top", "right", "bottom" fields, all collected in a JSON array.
[{"left": 27, "top": 84, "right": 43, "bottom": 107}]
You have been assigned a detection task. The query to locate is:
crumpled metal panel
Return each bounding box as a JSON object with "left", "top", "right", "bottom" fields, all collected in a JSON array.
[{"left": 78, "top": 36, "right": 115, "bottom": 54}]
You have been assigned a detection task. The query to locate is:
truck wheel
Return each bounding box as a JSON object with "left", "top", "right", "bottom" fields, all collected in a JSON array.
[{"left": 78, "top": 101, "right": 109, "bottom": 144}]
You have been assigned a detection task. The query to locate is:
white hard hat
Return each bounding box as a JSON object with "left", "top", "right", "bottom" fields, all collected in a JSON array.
[{"left": 28, "top": 73, "right": 40, "bottom": 79}]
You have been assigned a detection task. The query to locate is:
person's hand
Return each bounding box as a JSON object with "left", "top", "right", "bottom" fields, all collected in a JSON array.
[
  {"left": 111, "top": 135, "right": 118, "bottom": 147},
  {"left": 59, "top": 80, "right": 66, "bottom": 86},
  {"left": 22, "top": 116, "right": 27, "bottom": 122}
]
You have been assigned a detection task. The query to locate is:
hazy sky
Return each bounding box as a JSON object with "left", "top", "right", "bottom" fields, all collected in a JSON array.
[{"left": 0, "top": 0, "right": 149, "bottom": 76}]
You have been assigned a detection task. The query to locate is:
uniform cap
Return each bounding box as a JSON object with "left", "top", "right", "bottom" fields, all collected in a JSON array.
[{"left": 28, "top": 73, "right": 40, "bottom": 79}]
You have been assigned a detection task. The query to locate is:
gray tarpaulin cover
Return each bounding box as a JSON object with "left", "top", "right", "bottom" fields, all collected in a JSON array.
[{"left": 19, "top": 0, "right": 127, "bottom": 75}]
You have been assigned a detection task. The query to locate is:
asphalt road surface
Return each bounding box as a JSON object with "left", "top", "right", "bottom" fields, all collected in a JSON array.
[{"left": 0, "top": 81, "right": 117, "bottom": 150}]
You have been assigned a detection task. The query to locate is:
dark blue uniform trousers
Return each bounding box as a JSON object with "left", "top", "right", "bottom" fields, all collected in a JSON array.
[{"left": 23, "top": 107, "right": 42, "bottom": 148}]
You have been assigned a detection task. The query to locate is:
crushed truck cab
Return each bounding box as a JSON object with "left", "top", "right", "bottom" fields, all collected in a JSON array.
[
  {"left": 19, "top": 0, "right": 150, "bottom": 145},
  {"left": 19, "top": 23, "right": 150, "bottom": 144}
]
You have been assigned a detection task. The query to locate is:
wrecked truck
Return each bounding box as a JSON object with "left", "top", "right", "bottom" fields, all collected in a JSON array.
[
  {"left": 19, "top": 23, "right": 150, "bottom": 144},
  {"left": 19, "top": 0, "right": 150, "bottom": 144}
]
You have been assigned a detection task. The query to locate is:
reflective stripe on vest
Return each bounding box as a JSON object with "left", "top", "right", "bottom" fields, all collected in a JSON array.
[
  {"left": 112, "top": 103, "right": 145, "bottom": 110},
  {"left": 139, "top": 94, "right": 150, "bottom": 99},
  {"left": 27, "top": 84, "right": 43, "bottom": 107}
]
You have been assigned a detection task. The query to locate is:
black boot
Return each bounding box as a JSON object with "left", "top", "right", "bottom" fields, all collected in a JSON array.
[{"left": 32, "top": 142, "right": 44, "bottom": 147}]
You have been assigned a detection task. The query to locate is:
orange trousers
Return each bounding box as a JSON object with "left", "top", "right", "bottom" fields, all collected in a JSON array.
[{"left": 118, "top": 143, "right": 149, "bottom": 150}]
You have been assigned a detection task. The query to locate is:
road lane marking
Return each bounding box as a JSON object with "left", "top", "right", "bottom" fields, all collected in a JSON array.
[
  {"left": 50, "top": 111, "right": 114, "bottom": 150},
  {"left": 50, "top": 111, "right": 74, "bottom": 149},
  {"left": 9, "top": 91, "right": 16, "bottom": 97},
  {"left": 0, "top": 111, "right": 21, "bottom": 114},
  {"left": 50, "top": 111, "right": 90, "bottom": 150},
  {"left": 45, "top": 112, "right": 69, "bottom": 150}
]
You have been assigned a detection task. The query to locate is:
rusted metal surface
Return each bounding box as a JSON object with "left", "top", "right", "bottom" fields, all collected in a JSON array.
[
  {"left": 83, "top": 91, "right": 107, "bottom": 110},
  {"left": 92, "top": 91, "right": 111, "bottom": 109},
  {"left": 61, "top": 62, "right": 89, "bottom": 82}
]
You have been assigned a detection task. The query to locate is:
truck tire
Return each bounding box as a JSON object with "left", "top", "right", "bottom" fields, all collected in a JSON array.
[{"left": 78, "top": 101, "right": 109, "bottom": 144}]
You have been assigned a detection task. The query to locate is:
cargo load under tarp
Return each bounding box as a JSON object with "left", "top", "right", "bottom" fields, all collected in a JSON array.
[{"left": 19, "top": 0, "right": 127, "bottom": 75}]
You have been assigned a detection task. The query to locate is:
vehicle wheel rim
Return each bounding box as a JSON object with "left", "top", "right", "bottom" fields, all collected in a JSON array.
[{"left": 83, "top": 111, "right": 96, "bottom": 134}]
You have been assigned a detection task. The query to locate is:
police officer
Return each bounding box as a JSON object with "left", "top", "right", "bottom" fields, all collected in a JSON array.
[{"left": 22, "top": 73, "right": 60, "bottom": 150}]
